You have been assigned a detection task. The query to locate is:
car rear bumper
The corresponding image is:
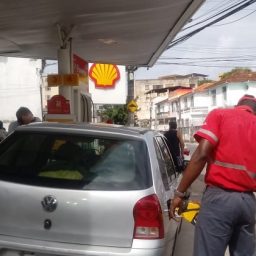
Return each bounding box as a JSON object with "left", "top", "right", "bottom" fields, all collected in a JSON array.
[{"left": 0, "top": 235, "right": 165, "bottom": 256}]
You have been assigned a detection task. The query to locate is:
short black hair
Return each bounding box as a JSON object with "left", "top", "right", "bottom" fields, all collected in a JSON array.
[
  {"left": 16, "top": 107, "right": 32, "bottom": 121},
  {"left": 169, "top": 121, "right": 177, "bottom": 129}
]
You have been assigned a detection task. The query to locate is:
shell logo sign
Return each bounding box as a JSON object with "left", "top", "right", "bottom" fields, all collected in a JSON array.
[{"left": 89, "top": 63, "right": 120, "bottom": 89}]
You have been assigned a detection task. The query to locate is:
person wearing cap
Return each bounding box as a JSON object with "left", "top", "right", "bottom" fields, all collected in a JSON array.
[
  {"left": 8, "top": 107, "right": 41, "bottom": 134},
  {"left": 170, "top": 94, "right": 256, "bottom": 256}
]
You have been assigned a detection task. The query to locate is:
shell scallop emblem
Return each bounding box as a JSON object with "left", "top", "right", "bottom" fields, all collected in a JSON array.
[{"left": 89, "top": 64, "right": 120, "bottom": 89}]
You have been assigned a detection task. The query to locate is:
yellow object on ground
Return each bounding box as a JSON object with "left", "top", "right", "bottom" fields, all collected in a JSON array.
[
  {"left": 39, "top": 170, "right": 83, "bottom": 180},
  {"left": 181, "top": 201, "right": 200, "bottom": 225}
]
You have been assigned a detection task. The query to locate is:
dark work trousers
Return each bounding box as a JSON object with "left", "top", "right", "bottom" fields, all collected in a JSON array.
[{"left": 193, "top": 186, "right": 256, "bottom": 256}]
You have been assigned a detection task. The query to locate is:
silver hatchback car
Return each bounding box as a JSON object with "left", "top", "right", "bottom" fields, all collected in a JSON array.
[{"left": 0, "top": 123, "right": 181, "bottom": 256}]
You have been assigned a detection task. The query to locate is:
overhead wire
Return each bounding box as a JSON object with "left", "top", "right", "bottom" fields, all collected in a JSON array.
[
  {"left": 160, "top": 55, "right": 256, "bottom": 60},
  {"left": 212, "top": 8, "right": 256, "bottom": 26},
  {"left": 191, "top": 0, "right": 237, "bottom": 21},
  {"left": 182, "top": 0, "right": 246, "bottom": 31},
  {"left": 167, "top": 0, "right": 256, "bottom": 49}
]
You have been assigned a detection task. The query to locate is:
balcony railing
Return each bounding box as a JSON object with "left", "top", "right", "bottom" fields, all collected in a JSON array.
[
  {"left": 181, "top": 106, "right": 208, "bottom": 114},
  {"left": 156, "top": 111, "right": 176, "bottom": 119}
]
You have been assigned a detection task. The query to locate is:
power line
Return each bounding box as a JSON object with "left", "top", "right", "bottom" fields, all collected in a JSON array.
[
  {"left": 182, "top": 0, "right": 249, "bottom": 31},
  {"left": 157, "top": 62, "right": 256, "bottom": 68},
  {"left": 167, "top": 0, "right": 256, "bottom": 49},
  {"left": 212, "top": 8, "right": 256, "bottom": 26},
  {"left": 192, "top": 0, "right": 237, "bottom": 21},
  {"left": 160, "top": 55, "right": 256, "bottom": 60}
]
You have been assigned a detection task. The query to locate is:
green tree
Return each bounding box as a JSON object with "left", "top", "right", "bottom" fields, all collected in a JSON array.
[
  {"left": 99, "top": 105, "right": 128, "bottom": 125},
  {"left": 219, "top": 67, "right": 252, "bottom": 80},
  {"left": 198, "top": 79, "right": 214, "bottom": 86}
]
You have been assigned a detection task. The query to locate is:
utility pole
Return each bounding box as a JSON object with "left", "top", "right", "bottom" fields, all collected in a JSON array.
[
  {"left": 126, "top": 66, "right": 137, "bottom": 126},
  {"left": 149, "top": 92, "right": 153, "bottom": 129}
]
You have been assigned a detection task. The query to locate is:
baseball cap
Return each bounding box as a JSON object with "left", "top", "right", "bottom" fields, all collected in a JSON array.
[{"left": 237, "top": 94, "right": 256, "bottom": 105}]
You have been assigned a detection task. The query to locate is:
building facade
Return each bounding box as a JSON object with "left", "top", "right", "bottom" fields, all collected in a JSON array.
[
  {"left": 0, "top": 57, "right": 42, "bottom": 129},
  {"left": 135, "top": 73, "right": 207, "bottom": 128},
  {"left": 155, "top": 70, "right": 256, "bottom": 141}
]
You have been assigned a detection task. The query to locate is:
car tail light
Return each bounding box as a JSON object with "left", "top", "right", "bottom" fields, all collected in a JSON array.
[{"left": 133, "top": 194, "right": 164, "bottom": 239}]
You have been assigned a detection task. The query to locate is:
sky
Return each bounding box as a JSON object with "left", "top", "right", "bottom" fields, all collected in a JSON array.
[{"left": 135, "top": 0, "right": 256, "bottom": 81}]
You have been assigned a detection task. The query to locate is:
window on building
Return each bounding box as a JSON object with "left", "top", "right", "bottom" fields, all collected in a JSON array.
[
  {"left": 145, "top": 84, "right": 149, "bottom": 90},
  {"left": 184, "top": 97, "right": 188, "bottom": 109},
  {"left": 190, "top": 95, "right": 194, "bottom": 107},
  {"left": 211, "top": 90, "right": 216, "bottom": 106},
  {"left": 181, "top": 119, "right": 184, "bottom": 128},
  {"left": 222, "top": 86, "right": 227, "bottom": 101},
  {"left": 153, "top": 84, "right": 162, "bottom": 90}
]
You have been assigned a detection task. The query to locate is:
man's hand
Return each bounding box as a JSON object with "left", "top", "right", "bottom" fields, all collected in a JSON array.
[{"left": 169, "top": 196, "right": 184, "bottom": 220}]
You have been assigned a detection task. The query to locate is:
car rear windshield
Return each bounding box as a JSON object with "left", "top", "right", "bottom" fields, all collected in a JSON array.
[{"left": 0, "top": 132, "right": 152, "bottom": 190}]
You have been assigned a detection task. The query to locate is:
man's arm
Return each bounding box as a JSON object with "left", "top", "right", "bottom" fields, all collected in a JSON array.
[
  {"left": 169, "top": 138, "right": 214, "bottom": 218},
  {"left": 177, "top": 130, "right": 185, "bottom": 153}
]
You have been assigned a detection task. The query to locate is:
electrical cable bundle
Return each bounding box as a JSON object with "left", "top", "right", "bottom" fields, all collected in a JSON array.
[{"left": 167, "top": 0, "right": 256, "bottom": 50}]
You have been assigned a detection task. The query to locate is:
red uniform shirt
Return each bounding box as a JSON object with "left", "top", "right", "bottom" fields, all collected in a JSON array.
[{"left": 194, "top": 105, "right": 256, "bottom": 192}]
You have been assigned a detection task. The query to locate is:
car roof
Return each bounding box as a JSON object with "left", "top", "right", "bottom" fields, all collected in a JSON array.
[{"left": 14, "top": 122, "right": 161, "bottom": 139}]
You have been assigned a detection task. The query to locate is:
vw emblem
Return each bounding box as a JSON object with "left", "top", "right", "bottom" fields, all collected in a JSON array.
[{"left": 41, "top": 195, "right": 58, "bottom": 212}]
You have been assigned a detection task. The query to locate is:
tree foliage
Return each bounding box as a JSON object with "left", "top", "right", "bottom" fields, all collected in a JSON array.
[
  {"left": 219, "top": 67, "right": 252, "bottom": 80},
  {"left": 99, "top": 105, "right": 128, "bottom": 125},
  {"left": 198, "top": 79, "right": 214, "bottom": 86}
]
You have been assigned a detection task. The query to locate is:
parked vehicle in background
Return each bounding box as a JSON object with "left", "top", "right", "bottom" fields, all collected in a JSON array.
[{"left": 0, "top": 122, "right": 181, "bottom": 256}]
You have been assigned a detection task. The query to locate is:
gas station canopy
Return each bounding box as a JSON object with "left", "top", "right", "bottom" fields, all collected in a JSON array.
[{"left": 0, "top": 0, "right": 204, "bottom": 67}]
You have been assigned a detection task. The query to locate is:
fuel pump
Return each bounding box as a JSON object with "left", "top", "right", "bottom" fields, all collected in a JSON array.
[{"left": 44, "top": 25, "right": 93, "bottom": 123}]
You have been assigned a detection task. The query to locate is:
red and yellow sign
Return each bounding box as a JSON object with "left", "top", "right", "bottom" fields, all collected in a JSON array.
[
  {"left": 89, "top": 63, "right": 120, "bottom": 89},
  {"left": 47, "top": 74, "right": 79, "bottom": 87},
  {"left": 62, "top": 74, "right": 79, "bottom": 86},
  {"left": 47, "top": 95, "right": 70, "bottom": 114},
  {"left": 47, "top": 74, "right": 63, "bottom": 87},
  {"left": 73, "top": 54, "right": 89, "bottom": 91}
]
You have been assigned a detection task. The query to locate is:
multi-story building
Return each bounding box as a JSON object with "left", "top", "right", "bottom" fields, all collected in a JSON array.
[
  {"left": 155, "top": 70, "right": 256, "bottom": 141},
  {"left": 135, "top": 73, "right": 207, "bottom": 128}
]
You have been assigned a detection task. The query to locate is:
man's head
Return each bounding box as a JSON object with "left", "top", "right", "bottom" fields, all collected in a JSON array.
[
  {"left": 16, "top": 107, "right": 34, "bottom": 125},
  {"left": 237, "top": 94, "right": 256, "bottom": 113},
  {"left": 169, "top": 121, "right": 177, "bottom": 130}
]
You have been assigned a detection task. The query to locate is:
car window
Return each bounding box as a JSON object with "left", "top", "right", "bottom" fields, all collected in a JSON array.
[
  {"left": 0, "top": 132, "right": 152, "bottom": 191},
  {"left": 154, "top": 136, "right": 177, "bottom": 189}
]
